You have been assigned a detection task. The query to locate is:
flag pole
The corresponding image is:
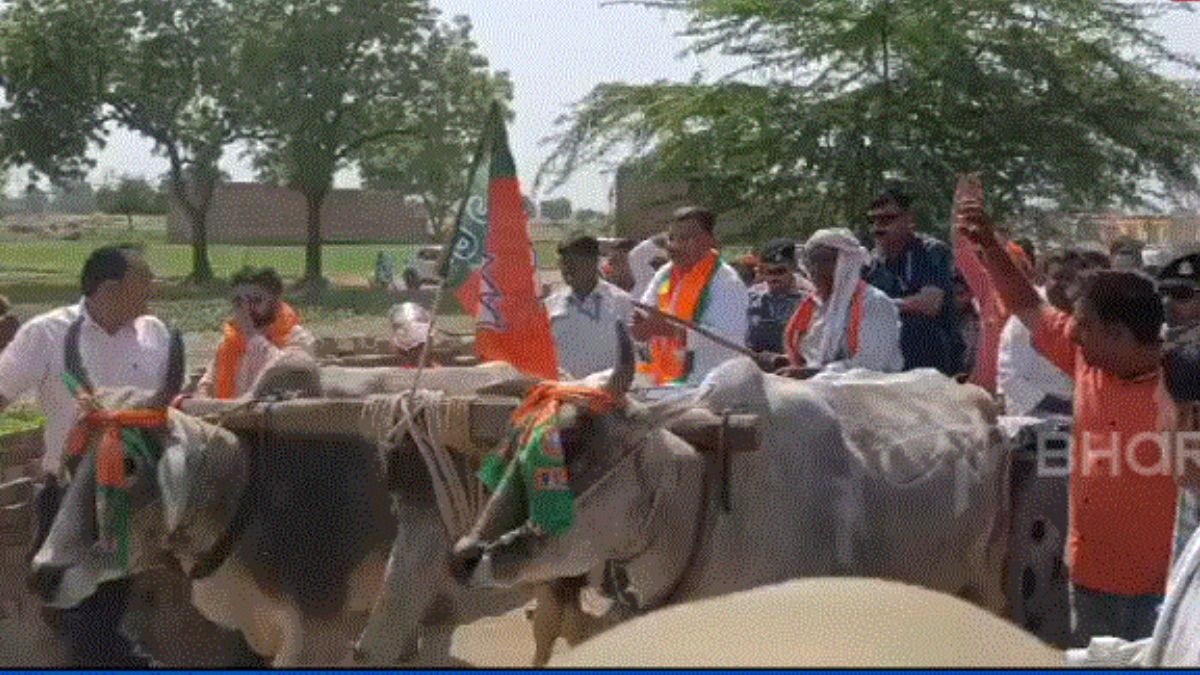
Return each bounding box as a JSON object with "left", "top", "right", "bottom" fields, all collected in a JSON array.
[{"left": 409, "top": 103, "right": 499, "bottom": 390}]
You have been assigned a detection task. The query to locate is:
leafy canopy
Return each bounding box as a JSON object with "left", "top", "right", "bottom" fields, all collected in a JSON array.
[{"left": 541, "top": 0, "right": 1200, "bottom": 238}]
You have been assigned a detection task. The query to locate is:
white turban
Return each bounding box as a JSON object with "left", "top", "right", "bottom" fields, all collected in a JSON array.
[
  {"left": 388, "top": 302, "right": 432, "bottom": 351},
  {"left": 803, "top": 228, "right": 872, "bottom": 367}
]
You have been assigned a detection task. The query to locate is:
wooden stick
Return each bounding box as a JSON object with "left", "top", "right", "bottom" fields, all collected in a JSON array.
[{"left": 631, "top": 300, "right": 758, "bottom": 359}]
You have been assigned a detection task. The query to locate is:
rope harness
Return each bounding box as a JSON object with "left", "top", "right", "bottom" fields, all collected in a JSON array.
[{"left": 360, "top": 390, "right": 490, "bottom": 541}]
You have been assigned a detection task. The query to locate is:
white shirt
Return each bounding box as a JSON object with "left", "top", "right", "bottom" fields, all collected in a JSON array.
[
  {"left": 628, "top": 238, "right": 668, "bottom": 300},
  {"left": 196, "top": 324, "right": 316, "bottom": 399},
  {"left": 798, "top": 285, "right": 904, "bottom": 374},
  {"left": 997, "top": 314, "right": 1073, "bottom": 416},
  {"left": 640, "top": 261, "right": 749, "bottom": 385},
  {"left": 546, "top": 280, "right": 634, "bottom": 379},
  {"left": 0, "top": 301, "right": 172, "bottom": 475}
]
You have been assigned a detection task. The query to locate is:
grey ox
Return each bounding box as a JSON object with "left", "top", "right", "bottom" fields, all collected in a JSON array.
[
  {"left": 29, "top": 328, "right": 396, "bottom": 667},
  {"left": 452, "top": 327, "right": 1013, "bottom": 645}
]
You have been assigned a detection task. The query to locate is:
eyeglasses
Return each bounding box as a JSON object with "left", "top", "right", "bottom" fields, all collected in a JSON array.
[{"left": 1161, "top": 286, "right": 1198, "bottom": 302}]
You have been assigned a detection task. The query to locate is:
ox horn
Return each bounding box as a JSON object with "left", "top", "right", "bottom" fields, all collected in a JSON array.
[{"left": 605, "top": 321, "right": 635, "bottom": 396}]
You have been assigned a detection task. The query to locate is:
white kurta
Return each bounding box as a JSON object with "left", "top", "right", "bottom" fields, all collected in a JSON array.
[
  {"left": 797, "top": 285, "right": 904, "bottom": 374},
  {"left": 546, "top": 279, "right": 634, "bottom": 379},
  {"left": 196, "top": 324, "right": 316, "bottom": 399},
  {"left": 640, "top": 261, "right": 749, "bottom": 385},
  {"left": 997, "top": 314, "right": 1073, "bottom": 416}
]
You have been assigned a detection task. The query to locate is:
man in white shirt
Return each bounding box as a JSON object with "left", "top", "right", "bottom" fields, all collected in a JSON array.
[
  {"left": 194, "top": 266, "right": 315, "bottom": 400},
  {"left": 546, "top": 234, "right": 634, "bottom": 379},
  {"left": 0, "top": 244, "right": 168, "bottom": 667},
  {"left": 782, "top": 228, "right": 903, "bottom": 376},
  {"left": 627, "top": 233, "right": 669, "bottom": 300},
  {"left": 997, "top": 248, "right": 1083, "bottom": 417},
  {"left": 632, "top": 207, "right": 748, "bottom": 386}
]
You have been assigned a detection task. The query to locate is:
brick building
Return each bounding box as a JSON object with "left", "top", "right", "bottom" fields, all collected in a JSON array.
[{"left": 167, "top": 182, "right": 432, "bottom": 244}]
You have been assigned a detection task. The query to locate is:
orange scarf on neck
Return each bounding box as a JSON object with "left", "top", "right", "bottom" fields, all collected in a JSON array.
[
  {"left": 214, "top": 302, "right": 300, "bottom": 400},
  {"left": 638, "top": 251, "right": 720, "bottom": 385}
]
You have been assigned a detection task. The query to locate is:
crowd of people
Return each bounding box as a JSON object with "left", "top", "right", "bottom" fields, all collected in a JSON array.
[
  {"left": 550, "top": 188, "right": 1200, "bottom": 653},
  {"left": 3, "top": 182, "right": 1200, "bottom": 664}
]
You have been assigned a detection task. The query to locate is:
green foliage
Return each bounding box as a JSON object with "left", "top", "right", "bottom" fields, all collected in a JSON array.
[
  {"left": 50, "top": 180, "right": 98, "bottom": 214},
  {"left": 0, "top": 0, "right": 246, "bottom": 282},
  {"left": 236, "top": 0, "right": 435, "bottom": 282},
  {"left": 539, "top": 197, "right": 573, "bottom": 221},
  {"left": 358, "top": 14, "right": 514, "bottom": 236},
  {"left": 0, "top": 404, "right": 44, "bottom": 439},
  {"left": 96, "top": 176, "right": 165, "bottom": 224},
  {"left": 542, "top": 0, "right": 1200, "bottom": 239}
]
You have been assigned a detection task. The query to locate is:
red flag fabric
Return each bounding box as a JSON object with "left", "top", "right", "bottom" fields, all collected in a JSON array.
[{"left": 443, "top": 104, "right": 559, "bottom": 380}]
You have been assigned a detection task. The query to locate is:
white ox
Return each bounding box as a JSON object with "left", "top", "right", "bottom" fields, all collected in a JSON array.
[
  {"left": 452, "top": 332, "right": 1012, "bottom": 644},
  {"left": 550, "top": 577, "right": 1062, "bottom": 667}
]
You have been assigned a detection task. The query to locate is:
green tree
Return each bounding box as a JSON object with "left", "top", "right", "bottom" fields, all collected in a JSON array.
[
  {"left": 49, "top": 180, "right": 97, "bottom": 214},
  {"left": 541, "top": 0, "right": 1200, "bottom": 240},
  {"left": 574, "top": 208, "right": 606, "bottom": 224},
  {"left": 0, "top": 0, "right": 245, "bottom": 282},
  {"left": 237, "top": 0, "right": 433, "bottom": 290},
  {"left": 97, "top": 176, "right": 160, "bottom": 227},
  {"left": 539, "top": 197, "right": 572, "bottom": 222},
  {"left": 358, "top": 15, "right": 513, "bottom": 236}
]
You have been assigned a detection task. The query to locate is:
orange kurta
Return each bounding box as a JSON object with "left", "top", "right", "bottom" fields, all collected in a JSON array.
[{"left": 1033, "top": 307, "right": 1178, "bottom": 596}]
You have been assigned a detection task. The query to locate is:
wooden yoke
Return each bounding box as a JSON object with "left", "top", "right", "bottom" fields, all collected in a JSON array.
[
  {"left": 178, "top": 396, "right": 522, "bottom": 451},
  {"left": 178, "top": 397, "right": 759, "bottom": 457}
]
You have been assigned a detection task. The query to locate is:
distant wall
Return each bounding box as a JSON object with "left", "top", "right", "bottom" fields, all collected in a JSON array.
[
  {"left": 612, "top": 162, "right": 752, "bottom": 243},
  {"left": 168, "top": 182, "right": 433, "bottom": 244}
]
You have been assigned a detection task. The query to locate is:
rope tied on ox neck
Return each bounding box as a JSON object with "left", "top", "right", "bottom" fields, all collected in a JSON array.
[
  {"left": 479, "top": 383, "right": 625, "bottom": 536},
  {"left": 63, "top": 372, "right": 169, "bottom": 569},
  {"left": 361, "top": 390, "right": 487, "bottom": 541}
]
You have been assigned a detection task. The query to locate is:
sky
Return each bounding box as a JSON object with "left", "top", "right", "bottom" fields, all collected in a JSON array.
[{"left": 9, "top": 1, "right": 1200, "bottom": 211}]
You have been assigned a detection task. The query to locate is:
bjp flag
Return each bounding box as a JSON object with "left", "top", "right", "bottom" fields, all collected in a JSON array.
[{"left": 439, "top": 103, "right": 559, "bottom": 380}]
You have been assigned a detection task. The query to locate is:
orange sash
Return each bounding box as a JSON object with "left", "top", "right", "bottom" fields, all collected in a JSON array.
[
  {"left": 784, "top": 280, "right": 868, "bottom": 368},
  {"left": 638, "top": 251, "right": 720, "bottom": 385},
  {"left": 214, "top": 302, "right": 300, "bottom": 400}
]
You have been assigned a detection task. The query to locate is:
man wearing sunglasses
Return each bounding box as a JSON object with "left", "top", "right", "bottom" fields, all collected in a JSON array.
[
  {"left": 745, "top": 238, "right": 807, "bottom": 368},
  {"left": 864, "top": 187, "right": 962, "bottom": 376},
  {"left": 195, "top": 266, "right": 315, "bottom": 400}
]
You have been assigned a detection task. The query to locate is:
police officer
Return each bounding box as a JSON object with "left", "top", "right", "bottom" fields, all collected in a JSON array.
[{"left": 746, "top": 238, "right": 808, "bottom": 369}]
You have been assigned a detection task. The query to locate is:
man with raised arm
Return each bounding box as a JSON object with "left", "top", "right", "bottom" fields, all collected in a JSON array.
[{"left": 959, "top": 199, "right": 1175, "bottom": 647}]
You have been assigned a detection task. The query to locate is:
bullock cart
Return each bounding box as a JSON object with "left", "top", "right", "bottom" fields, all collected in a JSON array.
[{"left": 2, "top": 359, "right": 1070, "bottom": 666}]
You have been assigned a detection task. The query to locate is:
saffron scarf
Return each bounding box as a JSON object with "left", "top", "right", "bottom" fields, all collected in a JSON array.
[
  {"left": 479, "top": 383, "right": 623, "bottom": 535},
  {"left": 785, "top": 280, "right": 869, "bottom": 368},
  {"left": 63, "top": 372, "right": 168, "bottom": 569},
  {"left": 214, "top": 302, "right": 301, "bottom": 400},
  {"left": 638, "top": 251, "right": 720, "bottom": 386}
]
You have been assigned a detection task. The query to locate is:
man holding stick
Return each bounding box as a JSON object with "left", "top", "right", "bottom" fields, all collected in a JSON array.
[{"left": 631, "top": 207, "right": 748, "bottom": 386}]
